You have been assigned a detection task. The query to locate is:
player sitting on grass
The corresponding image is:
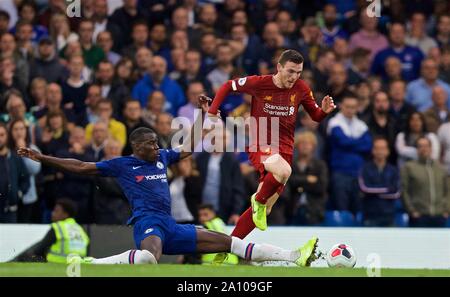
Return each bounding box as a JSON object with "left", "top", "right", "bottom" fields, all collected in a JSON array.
[{"left": 17, "top": 96, "right": 319, "bottom": 266}]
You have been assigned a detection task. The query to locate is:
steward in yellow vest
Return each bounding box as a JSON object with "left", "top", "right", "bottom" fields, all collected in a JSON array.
[
  {"left": 13, "top": 199, "right": 89, "bottom": 263},
  {"left": 198, "top": 204, "right": 239, "bottom": 265}
]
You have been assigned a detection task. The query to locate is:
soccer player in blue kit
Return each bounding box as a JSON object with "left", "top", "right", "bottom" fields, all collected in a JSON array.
[{"left": 17, "top": 96, "right": 319, "bottom": 266}]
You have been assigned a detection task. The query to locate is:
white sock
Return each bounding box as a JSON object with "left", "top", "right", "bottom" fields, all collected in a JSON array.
[
  {"left": 91, "top": 250, "right": 157, "bottom": 264},
  {"left": 230, "top": 237, "right": 299, "bottom": 262}
]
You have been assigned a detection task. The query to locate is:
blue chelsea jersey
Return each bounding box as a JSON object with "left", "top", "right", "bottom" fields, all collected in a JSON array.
[{"left": 95, "top": 149, "right": 181, "bottom": 223}]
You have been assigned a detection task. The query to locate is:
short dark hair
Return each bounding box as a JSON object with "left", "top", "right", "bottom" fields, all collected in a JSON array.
[
  {"left": 0, "top": 9, "right": 10, "bottom": 20},
  {"left": 278, "top": 49, "right": 304, "bottom": 66},
  {"left": 198, "top": 204, "right": 215, "bottom": 212},
  {"left": 123, "top": 98, "right": 141, "bottom": 109},
  {"left": 55, "top": 198, "right": 77, "bottom": 218},
  {"left": 129, "top": 127, "right": 156, "bottom": 144},
  {"left": 0, "top": 122, "right": 7, "bottom": 134}
]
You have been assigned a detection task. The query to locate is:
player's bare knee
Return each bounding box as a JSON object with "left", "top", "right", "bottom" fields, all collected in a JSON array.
[{"left": 274, "top": 165, "right": 291, "bottom": 183}]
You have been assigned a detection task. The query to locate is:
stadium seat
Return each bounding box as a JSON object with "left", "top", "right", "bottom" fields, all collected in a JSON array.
[
  {"left": 355, "top": 212, "right": 364, "bottom": 226},
  {"left": 324, "top": 210, "right": 356, "bottom": 227},
  {"left": 395, "top": 213, "right": 409, "bottom": 227},
  {"left": 394, "top": 199, "right": 405, "bottom": 213}
]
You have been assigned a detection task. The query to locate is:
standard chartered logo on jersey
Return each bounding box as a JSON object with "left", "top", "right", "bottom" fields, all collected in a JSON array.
[{"left": 170, "top": 109, "right": 282, "bottom": 154}]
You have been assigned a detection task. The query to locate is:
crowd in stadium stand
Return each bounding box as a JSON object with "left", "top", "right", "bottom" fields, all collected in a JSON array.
[{"left": 0, "top": 0, "right": 449, "bottom": 228}]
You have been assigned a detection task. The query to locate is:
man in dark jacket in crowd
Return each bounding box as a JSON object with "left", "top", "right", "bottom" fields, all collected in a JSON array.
[
  {"left": 0, "top": 123, "right": 29, "bottom": 222},
  {"left": 196, "top": 128, "right": 245, "bottom": 225},
  {"left": 29, "top": 37, "right": 67, "bottom": 83},
  {"left": 54, "top": 127, "right": 95, "bottom": 224},
  {"left": 283, "top": 131, "right": 328, "bottom": 225},
  {"left": 93, "top": 139, "right": 130, "bottom": 224},
  {"left": 358, "top": 137, "right": 400, "bottom": 227}
]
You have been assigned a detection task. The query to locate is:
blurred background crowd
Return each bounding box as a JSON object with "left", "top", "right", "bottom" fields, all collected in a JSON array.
[{"left": 0, "top": 0, "right": 449, "bottom": 228}]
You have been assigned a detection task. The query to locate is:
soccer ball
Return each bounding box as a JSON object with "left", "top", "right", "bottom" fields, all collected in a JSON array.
[{"left": 326, "top": 243, "right": 356, "bottom": 268}]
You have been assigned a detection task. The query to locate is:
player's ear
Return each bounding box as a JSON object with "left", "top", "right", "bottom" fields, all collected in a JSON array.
[{"left": 276, "top": 63, "right": 282, "bottom": 72}]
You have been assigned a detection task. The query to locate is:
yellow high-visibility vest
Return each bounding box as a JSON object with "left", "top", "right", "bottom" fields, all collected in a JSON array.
[{"left": 46, "top": 218, "right": 89, "bottom": 264}]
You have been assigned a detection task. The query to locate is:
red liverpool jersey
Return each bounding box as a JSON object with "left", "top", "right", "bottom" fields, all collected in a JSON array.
[{"left": 209, "top": 75, "right": 327, "bottom": 156}]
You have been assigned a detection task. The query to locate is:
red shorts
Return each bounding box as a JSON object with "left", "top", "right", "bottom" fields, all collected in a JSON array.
[{"left": 248, "top": 151, "right": 293, "bottom": 183}]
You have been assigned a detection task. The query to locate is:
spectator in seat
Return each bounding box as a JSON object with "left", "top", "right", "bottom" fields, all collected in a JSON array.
[
  {"left": 361, "top": 91, "right": 398, "bottom": 164},
  {"left": 34, "top": 83, "right": 77, "bottom": 131},
  {"left": 86, "top": 121, "right": 109, "bottom": 162},
  {"left": 0, "top": 123, "right": 29, "bottom": 223},
  {"left": 283, "top": 131, "right": 328, "bottom": 226},
  {"left": 91, "top": 0, "right": 122, "bottom": 52},
  {"left": 109, "top": 0, "right": 147, "bottom": 48},
  {"left": 132, "top": 55, "right": 186, "bottom": 116},
  {"left": 48, "top": 13, "right": 78, "bottom": 52},
  {"left": 154, "top": 112, "right": 173, "bottom": 149},
  {"left": 371, "top": 22, "right": 424, "bottom": 82},
  {"left": 61, "top": 54, "right": 89, "bottom": 117},
  {"left": 401, "top": 137, "right": 449, "bottom": 227},
  {"left": 406, "top": 58, "right": 450, "bottom": 112},
  {"left": 406, "top": 12, "right": 438, "bottom": 56},
  {"left": 93, "top": 139, "right": 130, "bottom": 224},
  {"left": 77, "top": 18, "right": 105, "bottom": 69},
  {"left": 358, "top": 137, "right": 400, "bottom": 227},
  {"left": 327, "top": 95, "right": 373, "bottom": 214},
  {"left": 96, "top": 31, "right": 121, "bottom": 66},
  {"left": 207, "top": 42, "right": 236, "bottom": 92},
  {"left": 142, "top": 90, "right": 166, "bottom": 128},
  {"left": 196, "top": 127, "right": 245, "bottom": 225},
  {"left": 170, "top": 156, "right": 203, "bottom": 224},
  {"left": 177, "top": 49, "right": 212, "bottom": 94},
  {"left": 29, "top": 36, "right": 66, "bottom": 83},
  {"left": 423, "top": 86, "right": 450, "bottom": 133},
  {"left": 95, "top": 60, "right": 129, "bottom": 118},
  {"left": 178, "top": 81, "right": 205, "bottom": 123},
  {"left": 320, "top": 4, "right": 348, "bottom": 47},
  {"left": 85, "top": 99, "right": 127, "bottom": 147},
  {"left": 348, "top": 9, "right": 388, "bottom": 63},
  {"left": 347, "top": 47, "right": 371, "bottom": 86},
  {"left": 133, "top": 47, "right": 153, "bottom": 82},
  {"left": 122, "top": 99, "right": 152, "bottom": 156},
  {"left": 0, "top": 33, "right": 30, "bottom": 89},
  {"left": 325, "top": 63, "right": 355, "bottom": 105},
  {"left": 8, "top": 119, "right": 41, "bottom": 223},
  {"left": 121, "top": 20, "right": 149, "bottom": 60},
  {"left": 388, "top": 79, "right": 417, "bottom": 133},
  {"left": 0, "top": 56, "right": 28, "bottom": 108},
  {"left": 115, "top": 57, "right": 136, "bottom": 90},
  {"left": 437, "top": 122, "right": 450, "bottom": 175},
  {"left": 395, "top": 111, "right": 440, "bottom": 167},
  {"left": 54, "top": 126, "right": 95, "bottom": 223}
]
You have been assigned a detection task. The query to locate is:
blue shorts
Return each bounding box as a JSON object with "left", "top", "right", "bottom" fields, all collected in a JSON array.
[{"left": 133, "top": 215, "right": 197, "bottom": 255}]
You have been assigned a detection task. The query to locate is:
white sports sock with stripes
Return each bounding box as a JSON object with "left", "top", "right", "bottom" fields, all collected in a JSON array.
[
  {"left": 91, "top": 250, "right": 157, "bottom": 264},
  {"left": 230, "top": 237, "right": 300, "bottom": 262}
]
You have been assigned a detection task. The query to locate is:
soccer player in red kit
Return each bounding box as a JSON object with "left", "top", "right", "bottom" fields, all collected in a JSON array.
[{"left": 206, "top": 50, "right": 336, "bottom": 243}]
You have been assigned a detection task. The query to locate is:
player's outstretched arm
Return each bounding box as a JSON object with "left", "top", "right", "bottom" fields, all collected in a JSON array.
[
  {"left": 179, "top": 95, "right": 210, "bottom": 159},
  {"left": 17, "top": 147, "right": 99, "bottom": 175}
]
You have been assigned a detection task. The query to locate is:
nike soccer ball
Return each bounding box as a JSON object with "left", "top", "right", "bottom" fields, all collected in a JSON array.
[{"left": 326, "top": 243, "right": 356, "bottom": 268}]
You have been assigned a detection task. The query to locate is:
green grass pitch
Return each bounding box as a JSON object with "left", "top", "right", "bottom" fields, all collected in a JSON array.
[{"left": 1, "top": 263, "right": 449, "bottom": 277}]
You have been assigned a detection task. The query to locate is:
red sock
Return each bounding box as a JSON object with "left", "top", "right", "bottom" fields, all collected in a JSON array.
[
  {"left": 230, "top": 207, "right": 255, "bottom": 239},
  {"left": 255, "top": 173, "right": 284, "bottom": 204}
]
